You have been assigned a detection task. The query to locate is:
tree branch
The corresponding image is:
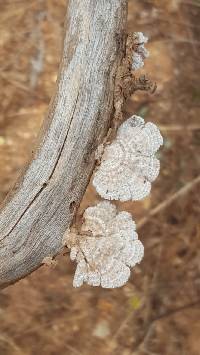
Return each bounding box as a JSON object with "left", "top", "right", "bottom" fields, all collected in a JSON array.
[{"left": 0, "top": 0, "right": 128, "bottom": 289}]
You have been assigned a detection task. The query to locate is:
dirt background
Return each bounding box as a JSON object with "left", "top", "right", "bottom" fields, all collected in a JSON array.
[{"left": 0, "top": 0, "right": 200, "bottom": 354}]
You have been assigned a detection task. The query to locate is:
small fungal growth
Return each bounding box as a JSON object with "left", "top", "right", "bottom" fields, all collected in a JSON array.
[
  {"left": 132, "top": 32, "right": 149, "bottom": 70},
  {"left": 93, "top": 115, "right": 163, "bottom": 201},
  {"left": 65, "top": 201, "right": 144, "bottom": 288}
]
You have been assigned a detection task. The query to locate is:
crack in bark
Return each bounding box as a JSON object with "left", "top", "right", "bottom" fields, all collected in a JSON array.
[{"left": 1, "top": 91, "right": 80, "bottom": 241}]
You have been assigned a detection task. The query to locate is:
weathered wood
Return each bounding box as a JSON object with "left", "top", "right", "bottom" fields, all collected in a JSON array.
[{"left": 0, "top": 0, "right": 128, "bottom": 288}]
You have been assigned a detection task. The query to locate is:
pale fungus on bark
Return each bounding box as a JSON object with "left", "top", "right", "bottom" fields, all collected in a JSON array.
[
  {"left": 93, "top": 115, "right": 163, "bottom": 202},
  {"left": 64, "top": 29, "right": 162, "bottom": 289},
  {"left": 0, "top": 1, "right": 162, "bottom": 291},
  {"left": 132, "top": 32, "right": 149, "bottom": 70},
  {"left": 65, "top": 201, "right": 144, "bottom": 288},
  {"left": 64, "top": 30, "right": 161, "bottom": 289},
  {"left": 67, "top": 28, "right": 163, "bottom": 287}
]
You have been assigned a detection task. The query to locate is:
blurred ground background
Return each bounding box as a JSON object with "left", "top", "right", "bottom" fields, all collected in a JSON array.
[{"left": 0, "top": 0, "right": 200, "bottom": 354}]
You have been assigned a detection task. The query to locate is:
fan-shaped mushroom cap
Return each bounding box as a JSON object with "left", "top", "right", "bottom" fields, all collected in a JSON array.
[
  {"left": 93, "top": 115, "right": 163, "bottom": 201},
  {"left": 66, "top": 202, "right": 144, "bottom": 288}
]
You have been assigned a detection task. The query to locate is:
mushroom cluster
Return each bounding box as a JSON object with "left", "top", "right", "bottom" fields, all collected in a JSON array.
[
  {"left": 66, "top": 202, "right": 144, "bottom": 288},
  {"left": 93, "top": 115, "right": 163, "bottom": 201},
  {"left": 65, "top": 33, "right": 163, "bottom": 289}
]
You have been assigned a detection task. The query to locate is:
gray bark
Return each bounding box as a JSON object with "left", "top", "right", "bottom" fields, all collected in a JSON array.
[{"left": 0, "top": 0, "right": 127, "bottom": 288}]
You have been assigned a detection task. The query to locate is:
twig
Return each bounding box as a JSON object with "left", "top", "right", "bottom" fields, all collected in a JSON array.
[
  {"left": 29, "top": 11, "right": 46, "bottom": 88},
  {"left": 112, "top": 312, "right": 134, "bottom": 341},
  {"left": 132, "top": 230, "right": 168, "bottom": 352},
  {"left": 137, "top": 175, "right": 200, "bottom": 229},
  {"left": 159, "top": 124, "right": 200, "bottom": 131},
  {"left": 132, "top": 299, "right": 200, "bottom": 354},
  {"left": 0, "top": 72, "right": 46, "bottom": 100},
  {"left": 0, "top": 334, "right": 26, "bottom": 355},
  {"left": 178, "top": 8, "right": 198, "bottom": 57},
  {"left": 180, "top": 0, "right": 200, "bottom": 7},
  {"left": 153, "top": 299, "right": 200, "bottom": 322},
  {"left": 143, "top": 0, "right": 200, "bottom": 8},
  {"left": 163, "top": 37, "right": 200, "bottom": 45},
  {"left": 65, "top": 344, "right": 84, "bottom": 355}
]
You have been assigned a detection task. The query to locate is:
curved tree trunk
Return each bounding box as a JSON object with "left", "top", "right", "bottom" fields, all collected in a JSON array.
[{"left": 0, "top": 0, "right": 128, "bottom": 288}]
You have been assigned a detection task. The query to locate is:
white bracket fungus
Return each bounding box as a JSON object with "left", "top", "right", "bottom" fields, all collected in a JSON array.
[
  {"left": 65, "top": 201, "right": 144, "bottom": 288},
  {"left": 132, "top": 32, "right": 149, "bottom": 70},
  {"left": 93, "top": 115, "right": 163, "bottom": 201},
  {"left": 65, "top": 32, "right": 160, "bottom": 289}
]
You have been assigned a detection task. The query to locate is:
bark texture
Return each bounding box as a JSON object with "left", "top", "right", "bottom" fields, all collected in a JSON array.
[{"left": 0, "top": 0, "right": 128, "bottom": 288}]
